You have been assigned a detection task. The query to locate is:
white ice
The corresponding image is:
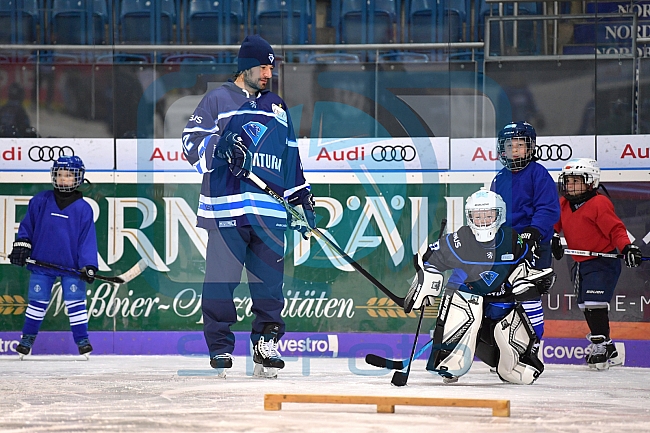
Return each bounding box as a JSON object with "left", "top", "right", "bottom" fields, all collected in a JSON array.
[{"left": 1, "top": 355, "right": 649, "bottom": 432}]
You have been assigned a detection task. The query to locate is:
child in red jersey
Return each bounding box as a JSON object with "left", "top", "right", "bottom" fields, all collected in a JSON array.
[{"left": 552, "top": 158, "right": 641, "bottom": 370}]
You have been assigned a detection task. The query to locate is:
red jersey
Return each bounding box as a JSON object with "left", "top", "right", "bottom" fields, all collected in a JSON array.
[{"left": 554, "top": 193, "right": 631, "bottom": 262}]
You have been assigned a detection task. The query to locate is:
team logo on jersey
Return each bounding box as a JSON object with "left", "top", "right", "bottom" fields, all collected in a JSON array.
[
  {"left": 479, "top": 270, "right": 499, "bottom": 286},
  {"left": 242, "top": 121, "right": 268, "bottom": 146},
  {"left": 33, "top": 284, "right": 41, "bottom": 293},
  {"left": 70, "top": 284, "right": 78, "bottom": 293},
  {"left": 487, "top": 251, "right": 493, "bottom": 259},
  {"left": 272, "top": 103, "right": 287, "bottom": 123},
  {"left": 249, "top": 100, "right": 257, "bottom": 109}
]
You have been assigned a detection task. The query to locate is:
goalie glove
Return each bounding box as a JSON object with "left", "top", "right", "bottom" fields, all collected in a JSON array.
[
  {"left": 404, "top": 253, "right": 444, "bottom": 314},
  {"left": 507, "top": 260, "right": 556, "bottom": 299}
]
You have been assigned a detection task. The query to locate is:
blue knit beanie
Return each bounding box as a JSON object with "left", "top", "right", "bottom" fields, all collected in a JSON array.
[{"left": 237, "top": 35, "right": 275, "bottom": 72}]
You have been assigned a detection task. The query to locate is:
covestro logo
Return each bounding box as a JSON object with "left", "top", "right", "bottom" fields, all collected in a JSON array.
[{"left": 540, "top": 340, "right": 625, "bottom": 365}]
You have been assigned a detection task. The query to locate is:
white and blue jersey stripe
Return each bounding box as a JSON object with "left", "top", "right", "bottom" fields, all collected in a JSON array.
[{"left": 181, "top": 81, "right": 308, "bottom": 231}]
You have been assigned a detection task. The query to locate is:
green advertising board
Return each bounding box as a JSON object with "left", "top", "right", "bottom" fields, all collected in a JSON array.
[{"left": 0, "top": 181, "right": 482, "bottom": 334}]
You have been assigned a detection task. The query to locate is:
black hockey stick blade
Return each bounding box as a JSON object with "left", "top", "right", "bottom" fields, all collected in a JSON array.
[
  {"left": 391, "top": 370, "right": 409, "bottom": 387},
  {"left": 365, "top": 353, "right": 405, "bottom": 370},
  {"left": 366, "top": 339, "right": 434, "bottom": 371}
]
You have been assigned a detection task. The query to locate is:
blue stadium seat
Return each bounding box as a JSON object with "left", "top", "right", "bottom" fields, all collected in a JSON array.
[
  {"left": 339, "top": 0, "right": 397, "bottom": 44},
  {"left": 442, "top": 0, "right": 468, "bottom": 42},
  {"left": 0, "top": 0, "right": 40, "bottom": 44},
  {"left": 163, "top": 53, "right": 218, "bottom": 63},
  {"left": 186, "top": 0, "right": 244, "bottom": 45},
  {"left": 477, "top": 1, "right": 542, "bottom": 55},
  {"left": 255, "top": 0, "right": 312, "bottom": 45},
  {"left": 49, "top": 0, "right": 109, "bottom": 45},
  {"left": 95, "top": 53, "right": 149, "bottom": 63},
  {"left": 408, "top": 0, "right": 436, "bottom": 43},
  {"left": 119, "top": 0, "right": 178, "bottom": 44},
  {"left": 307, "top": 52, "right": 361, "bottom": 63},
  {"left": 378, "top": 51, "right": 429, "bottom": 62}
]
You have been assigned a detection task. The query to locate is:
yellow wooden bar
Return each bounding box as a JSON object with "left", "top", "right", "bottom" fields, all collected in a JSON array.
[{"left": 264, "top": 394, "right": 510, "bottom": 417}]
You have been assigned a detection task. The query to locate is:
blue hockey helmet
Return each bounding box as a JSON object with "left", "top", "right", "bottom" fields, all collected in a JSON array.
[
  {"left": 51, "top": 155, "right": 85, "bottom": 192},
  {"left": 497, "top": 121, "right": 536, "bottom": 171}
]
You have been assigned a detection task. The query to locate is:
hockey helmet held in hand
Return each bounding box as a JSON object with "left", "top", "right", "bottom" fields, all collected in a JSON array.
[
  {"left": 558, "top": 158, "right": 600, "bottom": 201},
  {"left": 465, "top": 189, "right": 506, "bottom": 243},
  {"left": 51, "top": 155, "right": 85, "bottom": 192},
  {"left": 497, "top": 121, "right": 536, "bottom": 171}
]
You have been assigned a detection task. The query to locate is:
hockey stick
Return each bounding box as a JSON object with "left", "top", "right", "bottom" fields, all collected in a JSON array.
[
  {"left": 0, "top": 253, "right": 148, "bottom": 284},
  {"left": 390, "top": 218, "right": 446, "bottom": 387},
  {"left": 391, "top": 305, "right": 425, "bottom": 386},
  {"left": 564, "top": 249, "right": 650, "bottom": 261},
  {"left": 247, "top": 172, "right": 405, "bottom": 306},
  {"left": 365, "top": 338, "right": 433, "bottom": 370},
  {"left": 366, "top": 219, "right": 447, "bottom": 371}
]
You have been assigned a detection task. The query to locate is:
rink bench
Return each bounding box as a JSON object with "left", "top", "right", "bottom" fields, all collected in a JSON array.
[{"left": 264, "top": 394, "right": 510, "bottom": 417}]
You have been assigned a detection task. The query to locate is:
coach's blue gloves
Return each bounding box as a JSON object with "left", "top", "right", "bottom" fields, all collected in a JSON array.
[
  {"left": 287, "top": 189, "right": 316, "bottom": 240},
  {"left": 216, "top": 132, "right": 252, "bottom": 178},
  {"left": 623, "top": 244, "right": 642, "bottom": 268},
  {"left": 9, "top": 239, "right": 31, "bottom": 267}
]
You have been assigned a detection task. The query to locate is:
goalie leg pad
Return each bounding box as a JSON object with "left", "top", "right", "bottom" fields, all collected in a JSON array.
[
  {"left": 426, "top": 289, "right": 483, "bottom": 379},
  {"left": 494, "top": 304, "right": 542, "bottom": 385}
]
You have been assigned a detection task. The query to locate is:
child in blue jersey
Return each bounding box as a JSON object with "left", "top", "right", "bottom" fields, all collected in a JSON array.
[
  {"left": 9, "top": 155, "right": 98, "bottom": 358},
  {"left": 181, "top": 35, "right": 314, "bottom": 378},
  {"left": 490, "top": 121, "right": 560, "bottom": 342}
]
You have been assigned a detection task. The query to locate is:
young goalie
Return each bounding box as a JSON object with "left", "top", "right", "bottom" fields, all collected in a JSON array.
[{"left": 403, "top": 189, "right": 556, "bottom": 385}]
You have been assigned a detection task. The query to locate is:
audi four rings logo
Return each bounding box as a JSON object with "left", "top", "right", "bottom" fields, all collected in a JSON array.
[
  {"left": 535, "top": 144, "right": 572, "bottom": 161},
  {"left": 28, "top": 146, "right": 74, "bottom": 162},
  {"left": 371, "top": 145, "right": 417, "bottom": 162}
]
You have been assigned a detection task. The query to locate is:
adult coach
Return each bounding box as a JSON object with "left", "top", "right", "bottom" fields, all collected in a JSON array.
[{"left": 181, "top": 35, "right": 315, "bottom": 378}]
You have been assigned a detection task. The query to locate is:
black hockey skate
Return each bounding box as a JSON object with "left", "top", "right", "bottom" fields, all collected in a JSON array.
[
  {"left": 586, "top": 334, "right": 621, "bottom": 370},
  {"left": 16, "top": 334, "right": 36, "bottom": 359},
  {"left": 210, "top": 353, "right": 233, "bottom": 378},
  {"left": 253, "top": 323, "right": 284, "bottom": 379},
  {"left": 76, "top": 338, "right": 93, "bottom": 359}
]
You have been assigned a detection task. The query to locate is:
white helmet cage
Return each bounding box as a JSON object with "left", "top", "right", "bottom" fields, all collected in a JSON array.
[
  {"left": 558, "top": 158, "right": 600, "bottom": 199},
  {"left": 465, "top": 190, "right": 507, "bottom": 243}
]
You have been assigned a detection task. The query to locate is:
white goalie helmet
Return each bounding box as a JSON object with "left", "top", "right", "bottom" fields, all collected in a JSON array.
[
  {"left": 558, "top": 158, "right": 600, "bottom": 196},
  {"left": 465, "top": 189, "right": 506, "bottom": 243}
]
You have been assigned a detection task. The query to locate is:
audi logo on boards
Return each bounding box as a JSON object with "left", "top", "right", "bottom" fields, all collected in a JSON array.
[
  {"left": 371, "top": 145, "right": 416, "bottom": 162},
  {"left": 28, "top": 146, "right": 74, "bottom": 162},
  {"left": 535, "top": 144, "right": 572, "bottom": 161}
]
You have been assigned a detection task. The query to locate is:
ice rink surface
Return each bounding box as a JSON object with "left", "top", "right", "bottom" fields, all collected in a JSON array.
[{"left": 1, "top": 355, "right": 649, "bottom": 433}]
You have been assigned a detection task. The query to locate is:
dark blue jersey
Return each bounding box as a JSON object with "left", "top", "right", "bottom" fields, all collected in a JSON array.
[
  {"left": 182, "top": 81, "right": 308, "bottom": 231},
  {"left": 17, "top": 190, "right": 98, "bottom": 276},
  {"left": 491, "top": 161, "right": 560, "bottom": 243},
  {"left": 424, "top": 226, "right": 529, "bottom": 296}
]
